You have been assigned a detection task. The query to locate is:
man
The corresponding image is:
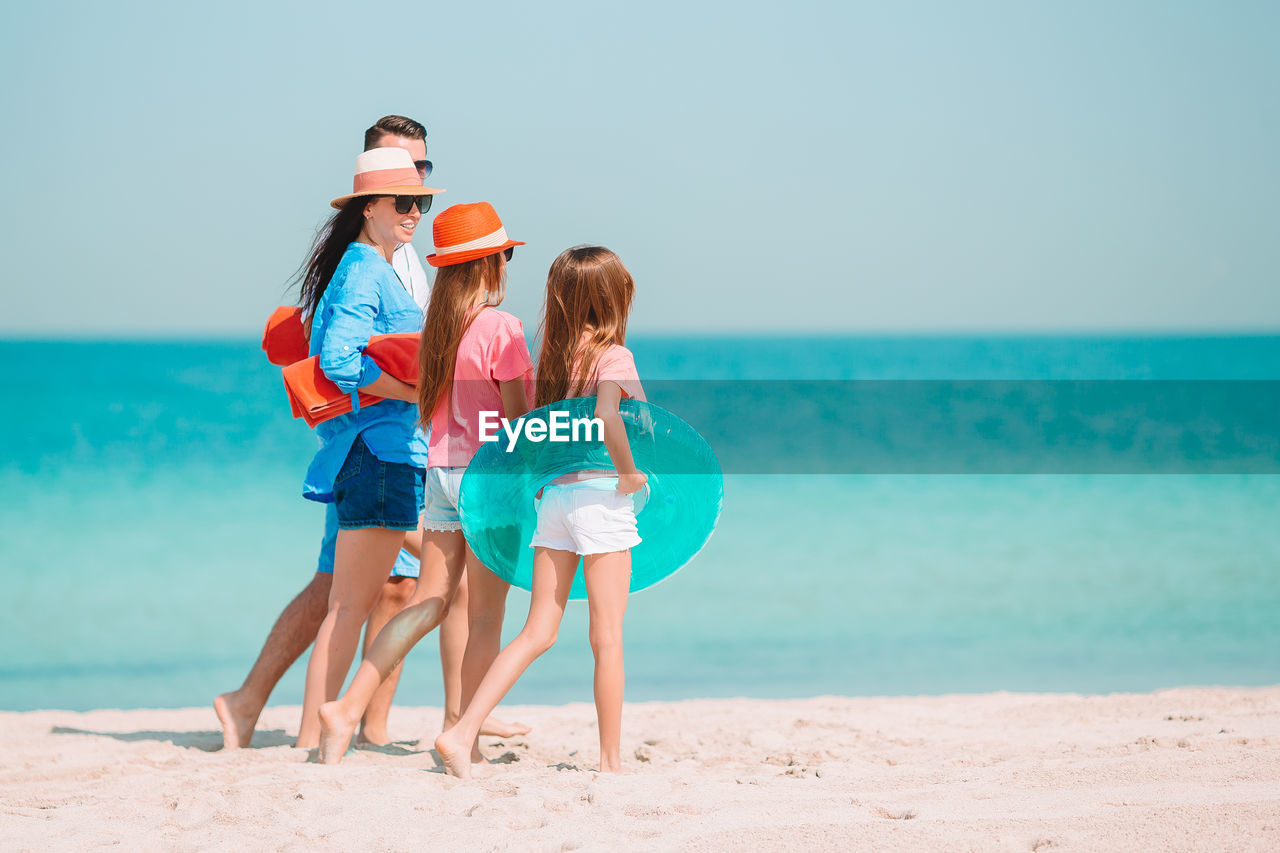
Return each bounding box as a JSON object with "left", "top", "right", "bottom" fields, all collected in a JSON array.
[
  {"left": 215, "top": 116, "right": 525, "bottom": 750},
  {"left": 367, "top": 115, "right": 434, "bottom": 311}
]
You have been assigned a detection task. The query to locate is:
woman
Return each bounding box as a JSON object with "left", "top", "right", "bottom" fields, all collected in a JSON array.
[
  {"left": 316, "top": 202, "right": 532, "bottom": 763},
  {"left": 294, "top": 147, "right": 443, "bottom": 750}
]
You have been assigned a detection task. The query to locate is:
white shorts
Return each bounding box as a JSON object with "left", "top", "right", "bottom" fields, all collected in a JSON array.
[
  {"left": 421, "top": 466, "right": 465, "bottom": 532},
  {"left": 529, "top": 478, "right": 643, "bottom": 556}
]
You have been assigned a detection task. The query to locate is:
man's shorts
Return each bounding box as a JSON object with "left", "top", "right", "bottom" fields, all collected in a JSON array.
[
  {"left": 421, "top": 466, "right": 466, "bottom": 532},
  {"left": 316, "top": 502, "right": 420, "bottom": 579},
  {"left": 529, "top": 478, "right": 643, "bottom": 556}
]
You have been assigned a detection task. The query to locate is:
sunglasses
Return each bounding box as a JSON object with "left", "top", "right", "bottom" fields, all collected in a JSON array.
[
  {"left": 385, "top": 195, "right": 433, "bottom": 215},
  {"left": 503, "top": 247, "right": 514, "bottom": 261},
  {"left": 414, "top": 159, "right": 433, "bottom": 178}
]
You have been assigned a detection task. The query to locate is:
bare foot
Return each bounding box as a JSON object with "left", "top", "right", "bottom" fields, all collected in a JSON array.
[
  {"left": 479, "top": 716, "right": 531, "bottom": 738},
  {"left": 599, "top": 753, "right": 625, "bottom": 773},
  {"left": 357, "top": 726, "right": 390, "bottom": 747},
  {"left": 214, "top": 691, "right": 260, "bottom": 750},
  {"left": 317, "top": 701, "right": 360, "bottom": 765},
  {"left": 434, "top": 728, "right": 473, "bottom": 779}
]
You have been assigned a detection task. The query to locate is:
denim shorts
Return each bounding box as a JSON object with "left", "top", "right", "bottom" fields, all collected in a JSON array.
[
  {"left": 333, "top": 434, "right": 425, "bottom": 531},
  {"left": 316, "top": 503, "right": 420, "bottom": 577}
]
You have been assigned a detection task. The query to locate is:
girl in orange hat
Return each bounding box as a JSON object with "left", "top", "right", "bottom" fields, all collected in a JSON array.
[
  {"left": 435, "top": 245, "right": 646, "bottom": 777},
  {"left": 317, "top": 202, "right": 533, "bottom": 764}
]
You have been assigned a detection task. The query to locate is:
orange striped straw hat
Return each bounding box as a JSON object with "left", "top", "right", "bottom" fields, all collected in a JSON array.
[
  {"left": 426, "top": 202, "right": 524, "bottom": 267},
  {"left": 330, "top": 147, "right": 444, "bottom": 209}
]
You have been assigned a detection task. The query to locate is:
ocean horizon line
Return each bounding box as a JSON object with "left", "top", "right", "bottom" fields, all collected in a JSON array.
[{"left": 2, "top": 328, "right": 1279, "bottom": 345}]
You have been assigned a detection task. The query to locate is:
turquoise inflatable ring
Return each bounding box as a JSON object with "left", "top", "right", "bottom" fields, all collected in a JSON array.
[{"left": 458, "top": 397, "right": 723, "bottom": 598}]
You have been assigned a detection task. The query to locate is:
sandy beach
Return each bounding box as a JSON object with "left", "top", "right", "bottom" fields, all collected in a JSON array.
[{"left": 1, "top": 687, "right": 1276, "bottom": 851}]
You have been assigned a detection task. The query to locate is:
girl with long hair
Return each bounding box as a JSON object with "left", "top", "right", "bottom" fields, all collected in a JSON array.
[
  {"left": 435, "top": 245, "right": 646, "bottom": 778},
  {"left": 293, "top": 148, "right": 442, "bottom": 750},
  {"left": 317, "top": 202, "right": 533, "bottom": 764}
]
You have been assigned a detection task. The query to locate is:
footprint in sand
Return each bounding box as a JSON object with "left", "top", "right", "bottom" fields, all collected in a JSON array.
[{"left": 856, "top": 800, "right": 917, "bottom": 821}]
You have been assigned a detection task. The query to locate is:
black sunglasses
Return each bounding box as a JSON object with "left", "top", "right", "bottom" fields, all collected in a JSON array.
[
  {"left": 503, "top": 246, "right": 514, "bottom": 261},
  {"left": 388, "top": 195, "right": 432, "bottom": 215},
  {"left": 414, "top": 159, "right": 433, "bottom": 178}
]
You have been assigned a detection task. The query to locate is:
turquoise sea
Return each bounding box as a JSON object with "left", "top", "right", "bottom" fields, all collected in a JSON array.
[{"left": 1, "top": 335, "right": 1278, "bottom": 711}]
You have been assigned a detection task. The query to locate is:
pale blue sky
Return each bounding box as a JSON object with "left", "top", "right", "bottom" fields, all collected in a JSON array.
[{"left": 1, "top": 1, "right": 1277, "bottom": 335}]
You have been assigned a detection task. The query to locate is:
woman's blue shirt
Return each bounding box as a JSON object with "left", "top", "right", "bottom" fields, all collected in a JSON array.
[{"left": 303, "top": 241, "right": 428, "bottom": 502}]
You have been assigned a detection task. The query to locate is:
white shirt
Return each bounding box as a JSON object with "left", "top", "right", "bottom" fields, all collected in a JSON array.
[{"left": 392, "top": 243, "right": 432, "bottom": 311}]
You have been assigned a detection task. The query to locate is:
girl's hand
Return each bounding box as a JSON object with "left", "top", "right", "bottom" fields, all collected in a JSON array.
[{"left": 616, "top": 470, "right": 648, "bottom": 495}]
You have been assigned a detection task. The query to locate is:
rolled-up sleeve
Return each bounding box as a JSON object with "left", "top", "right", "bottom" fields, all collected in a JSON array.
[{"left": 319, "top": 273, "right": 383, "bottom": 393}]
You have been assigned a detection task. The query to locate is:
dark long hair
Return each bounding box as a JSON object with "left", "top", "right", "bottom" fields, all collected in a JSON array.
[{"left": 295, "top": 200, "right": 371, "bottom": 326}]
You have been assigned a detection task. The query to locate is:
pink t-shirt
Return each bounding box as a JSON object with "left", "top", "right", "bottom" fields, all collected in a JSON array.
[
  {"left": 548, "top": 340, "right": 646, "bottom": 486},
  {"left": 575, "top": 342, "right": 646, "bottom": 402},
  {"left": 427, "top": 308, "right": 534, "bottom": 468}
]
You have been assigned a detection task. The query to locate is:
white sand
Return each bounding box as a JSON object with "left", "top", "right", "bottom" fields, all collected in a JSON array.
[{"left": 2, "top": 688, "right": 1278, "bottom": 851}]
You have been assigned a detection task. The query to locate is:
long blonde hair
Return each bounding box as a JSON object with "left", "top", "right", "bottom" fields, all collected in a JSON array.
[
  {"left": 417, "top": 252, "right": 507, "bottom": 429},
  {"left": 535, "top": 246, "right": 635, "bottom": 407}
]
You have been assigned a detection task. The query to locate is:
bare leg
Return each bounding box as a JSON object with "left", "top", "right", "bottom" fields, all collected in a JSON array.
[
  {"left": 357, "top": 574, "right": 418, "bottom": 745},
  {"left": 436, "top": 547, "right": 579, "bottom": 778},
  {"left": 459, "top": 556, "right": 513, "bottom": 761},
  {"left": 438, "top": 571, "right": 532, "bottom": 738},
  {"left": 584, "top": 550, "right": 631, "bottom": 773},
  {"left": 359, "top": 525, "right": 425, "bottom": 744},
  {"left": 438, "top": 568, "right": 469, "bottom": 728},
  {"left": 215, "top": 572, "right": 332, "bottom": 750},
  {"left": 317, "top": 530, "right": 467, "bottom": 764},
  {"left": 297, "top": 527, "right": 403, "bottom": 750},
  {"left": 398, "top": 526, "right": 422, "bottom": 561}
]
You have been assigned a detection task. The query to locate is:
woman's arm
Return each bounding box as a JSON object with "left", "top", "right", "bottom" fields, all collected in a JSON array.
[
  {"left": 595, "top": 381, "right": 646, "bottom": 495},
  {"left": 364, "top": 373, "right": 417, "bottom": 403},
  {"left": 318, "top": 271, "right": 386, "bottom": 394}
]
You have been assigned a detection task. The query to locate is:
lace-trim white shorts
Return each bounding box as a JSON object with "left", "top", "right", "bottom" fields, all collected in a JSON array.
[{"left": 421, "top": 466, "right": 465, "bottom": 532}]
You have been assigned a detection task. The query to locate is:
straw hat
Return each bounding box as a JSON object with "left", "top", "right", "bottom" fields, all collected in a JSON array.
[
  {"left": 426, "top": 202, "right": 525, "bottom": 267},
  {"left": 330, "top": 147, "right": 444, "bottom": 209}
]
